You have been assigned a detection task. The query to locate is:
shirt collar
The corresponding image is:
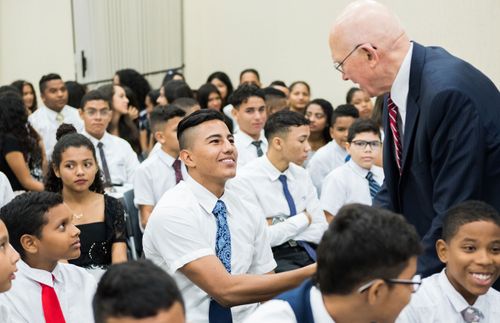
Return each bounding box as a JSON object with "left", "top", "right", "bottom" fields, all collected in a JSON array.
[
  {"left": 41, "top": 105, "right": 71, "bottom": 119},
  {"left": 390, "top": 42, "right": 413, "bottom": 111},
  {"left": 261, "top": 155, "right": 296, "bottom": 182},
  {"left": 235, "top": 130, "right": 266, "bottom": 147},
  {"left": 83, "top": 129, "right": 110, "bottom": 145},
  {"left": 332, "top": 141, "right": 347, "bottom": 155},
  {"left": 346, "top": 159, "right": 371, "bottom": 178},
  {"left": 185, "top": 176, "right": 233, "bottom": 217},
  {"left": 18, "top": 259, "right": 62, "bottom": 287},
  {"left": 311, "top": 286, "right": 336, "bottom": 323},
  {"left": 438, "top": 268, "right": 488, "bottom": 313},
  {"left": 157, "top": 149, "right": 177, "bottom": 167}
]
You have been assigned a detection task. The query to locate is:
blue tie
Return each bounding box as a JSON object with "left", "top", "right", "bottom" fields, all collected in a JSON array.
[
  {"left": 366, "top": 171, "right": 381, "bottom": 199},
  {"left": 209, "top": 200, "right": 233, "bottom": 323},
  {"left": 278, "top": 175, "right": 317, "bottom": 261}
]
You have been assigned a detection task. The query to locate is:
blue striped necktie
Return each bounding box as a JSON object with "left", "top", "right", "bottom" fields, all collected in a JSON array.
[
  {"left": 209, "top": 200, "right": 233, "bottom": 323},
  {"left": 278, "top": 174, "right": 317, "bottom": 261},
  {"left": 366, "top": 171, "right": 381, "bottom": 199}
]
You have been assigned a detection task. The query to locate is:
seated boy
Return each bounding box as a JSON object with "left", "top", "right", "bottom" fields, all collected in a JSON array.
[
  {"left": 321, "top": 119, "right": 384, "bottom": 218},
  {"left": 245, "top": 204, "right": 422, "bottom": 322},
  {"left": 0, "top": 218, "right": 20, "bottom": 321},
  {"left": 93, "top": 260, "right": 185, "bottom": 323},
  {"left": 397, "top": 200, "right": 500, "bottom": 322},
  {"left": 306, "top": 104, "right": 359, "bottom": 197},
  {"left": 134, "top": 105, "right": 187, "bottom": 228},
  {"left": 0, "top": 191, "right": 97, "bottom": 322}
]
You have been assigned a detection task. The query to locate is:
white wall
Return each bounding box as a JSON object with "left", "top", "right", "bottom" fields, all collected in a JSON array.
[
  {"left": 0, "top": 0, "right": 75, "bottom": 86},
  {"left": 183, "top": 0, "right": 500, "bottom": 105}
]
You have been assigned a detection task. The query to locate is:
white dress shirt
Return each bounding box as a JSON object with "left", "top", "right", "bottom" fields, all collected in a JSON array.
[
  {"left": 306, "top": 141, "right": 348, "bottom": 197},
  {"left": 234, "top": 130, "right": 268, "bottom": 168},
  {"left": 0, "top": 260, "right": 96, "bottom": 323},
  {"left": 0, "top": 171, "right": 14, "bottom": 207},
  {"left": 143, "top": 176, "right": 277, "bottom": 323},
  {"left": 28, "top": 105, "right": 84, "bottom": 158},
  {"left": 397, "top": 269, "right": 500, "bottom": 323},
  {"left": 320, "top": 160, "right": 384, "bottom": 216},
  {"left": 82, "top": 130, "right": 140, "bottom": 185},
  {"left": 243, "top": 285, "right": 335, "bottom": 323},
  {"left": 390, "top": 42, "right": 413, "bottom": 134},
  {"left": 229, "top": 156, "right": 328, "bottom": 247},
  {"left": 133, "top": 149, "right": 188, "bottom": 207}
]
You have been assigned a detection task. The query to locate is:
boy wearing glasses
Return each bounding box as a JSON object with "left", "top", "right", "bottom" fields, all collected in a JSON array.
[
  {"left": 244, "top": 203, "right": 422, "bottom": 323},
  {"left": 320, "top": 119, "right": 383, "bottom": 218},
  {"left": 397, "top": 200, "right": 500, "bottom": 323}
]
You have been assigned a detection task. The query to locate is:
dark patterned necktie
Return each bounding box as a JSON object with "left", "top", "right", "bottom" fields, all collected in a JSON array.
[
  {"left": 388, "top": 95, "right": 402, "bottom": 173},
  {"left": 97, "top": 142, "right": 112, "bottom": 187},
  {"left": 251, "top": 140, "right": 264, "bottom": 157},
  {"left": 172, "top": 159, "right": 183, "bottom": 184},
  {"left": 366, "top": 171, "right": 381, "bottom": 199},
  {"left": 461, "top": 306, "right": 484, "bottom": 323}
]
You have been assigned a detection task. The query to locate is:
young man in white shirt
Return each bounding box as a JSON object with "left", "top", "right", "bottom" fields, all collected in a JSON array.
[
  {"left": 229, "top": 110, "right": 328, "bottom": 272},
  {"left": 307, "top": 104, "right": 359, "bottom": 197},
  {"left": 134, "top": 105, "right": 188, "bottom": 228},
  {"left": 321, "top": 119, "right": 384, "bottom": 219},
  {"left": 0, "top": 191, "right": 96, "bottom": 322},
  {"left": 245, "top": 204, "right": 422, "bottom": 323},
  {"left": 143, "top": 110, "right": 315, "bottom": 323},
  {"left": 397, "top": 201, "right": 500, "bottom": 323},
  {"left": 79, "top": 90, "right": 140, "bottom": 186},
  {"left": 231, "top": 84, "right": 268, "bottom": 168},
  {"left": 29, "top": 73, "right": 84, "bottom": 158},
  {"left": 93, "top": 260, "right": 186, "bottom": 323}
]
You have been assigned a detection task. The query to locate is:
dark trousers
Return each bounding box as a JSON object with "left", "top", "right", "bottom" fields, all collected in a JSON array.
[{"left": 272, "top": 242, "right": 316, "bottom": 273}]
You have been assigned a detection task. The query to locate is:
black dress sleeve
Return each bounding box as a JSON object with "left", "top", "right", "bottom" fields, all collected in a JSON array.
[{"left": 104, "top": 194, "right": 127, "bottom": 243}]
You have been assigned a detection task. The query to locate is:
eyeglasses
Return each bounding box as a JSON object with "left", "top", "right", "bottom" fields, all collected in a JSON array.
[
  {"left": 334, "top": 44, "right": 363, "bottom": 73},
  {"left": 358, "top": 275, "right": 422, "bottom": 293},
  {"left": 350, "top": 140, "right": 382, "bottom": 150},
  {"left": 84, "top": 108, "right": 111, "bottom": 117}
]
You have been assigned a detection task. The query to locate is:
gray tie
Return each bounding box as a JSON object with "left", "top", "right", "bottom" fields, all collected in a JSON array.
[
  {"left": 461, "top": 306, "right": 484, "bottom": 323},
  {"left": 97, "top": 142, "right": 112, "bottom": 187},
  {"left": 251, "top": 140, "right": 263, "bottom": 157}
]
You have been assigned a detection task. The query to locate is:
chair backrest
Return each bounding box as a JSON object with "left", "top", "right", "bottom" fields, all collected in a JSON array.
[{"left": 122, "top": 189, "right": 143, "bottom": 259}]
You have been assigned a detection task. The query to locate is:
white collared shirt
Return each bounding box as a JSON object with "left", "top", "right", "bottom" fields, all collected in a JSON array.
[
  {"left": 82, "top": 130, "right": 140, "bottom": 185},
  {"left": 320, "top": 160, "right": 384, "bottom": 216},
  {"left": 0, "top": 260, "right": 96, "bottom": 323},
  {"left": 397, "top": 269, "right": 500, "bottom": 323},
  {"left": 28, "top": 105, "right": 84, "bottom": 158},
  {"left": 143, "top": 176, "right": 276, "bottom": 323},
  {"left": 133, "top": 149, "right": 189, "bottom": 207},
  {"left": 234, "top": 130, "right": 268, "bottom": 168},
  {"left": 390, "top": 42, "right": 413, "bottom": 134},
  {"left": 243, "top": 286, "right": 335, "bottom": 323},
  {"left": 0, "top": 171, "right": 14, "bottom": 207},
  {"left": 306, "top": 141, "right": 348, "bottom": 197},
  {"left": 228, "top": 155, "right": 328, "bottom": 247}
]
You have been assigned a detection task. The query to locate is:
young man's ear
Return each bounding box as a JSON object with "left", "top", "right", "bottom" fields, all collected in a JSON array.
[
  {"left": 20, "top": 234, "right": 39, "bottom": 256},
  {"left": 180, "top": 149, "right": 195, "bottom": 169},
  {"left": 436, "top": 239, "right": 449, "bottom": 264},
  {"left": 271, "top": 136, "right": 284, "bottom": 151},
  {"left": 231, "top": 106, "right": 239, "bottom": 121},
  {"left": 366, "top": 279, "right": 388, "bottom": 305},
  {"left": 154, "top": 131, "right": 164, "bottom": 144}
]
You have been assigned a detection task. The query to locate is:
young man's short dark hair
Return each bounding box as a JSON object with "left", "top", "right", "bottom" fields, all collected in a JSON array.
[
  {"left": 263, "top": 86, "right": 287, "bottom": 99},
  {"left": 347, "top": 118, "right": 381, "bottom": 142},
  {"left": 173, "top": 97, "right": 199, "bottom": 112},
  {"left": 177, "top": 109, "right": 226, "bottom": 150},
  {"left": 442, "top": 200, "right": 500, "bottom": 242},
  {"left": 163, "top": 80, "right": 194, "bottom": 104},
  {"left": 93, "top": 260, "right": 184, "bottom": 323},
  {"left": 66, "top": 81, "right": 87, "bottom": 109},
  {"left": 229, "top": 84, "right": 266, "bottom": 108},
  {"left": 79, "top": 89, "right": 108, "bottom": 110},
  {"left": 0, "top": 192, "right": 63, "bottom": 258},
  {"left": 39, "top": 73, "right": 63, "bottom": 94},
  {"left": 316, "top": 204, "right": 422, "bottom": 295},
  {"left": 264, "top": 109, "right": 310, "bottom": 141},
  {"left": 149, "top": 105, "right": 186, "bottom": 133},
  {"left": 331, "top": 104, "right": 359, "bottom": 125}
]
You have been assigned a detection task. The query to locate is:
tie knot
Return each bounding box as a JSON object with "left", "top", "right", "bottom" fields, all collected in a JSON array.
[
  {"left": 97, "top": 142, "right": 103, "bottom": 148},
  {"left": 172, "top": 158, "right": 181, "bottom": 168},
  {"left": 212, "top": 200, "right": 227, "bottom": 218},
  {"left": 462, "top": 306, "right": 484, "bottom": 323},
  {"left": 366, "top": 171, "right": 374, "bottom": 181},
  {"left": 278, "top": 174, "right": 287, "bottom": 184},
  {"left": 251, "top": 140, "right": 262, "bottom": 148}
]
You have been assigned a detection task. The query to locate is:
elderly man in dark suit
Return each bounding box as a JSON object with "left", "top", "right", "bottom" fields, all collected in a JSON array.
[{"left": 329, "top": 0, "right": 500, "bottom": 280}]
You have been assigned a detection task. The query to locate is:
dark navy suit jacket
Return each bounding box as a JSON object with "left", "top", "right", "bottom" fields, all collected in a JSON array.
[{"left": 375, "top": 42, "right": 500, "bottom": 277}]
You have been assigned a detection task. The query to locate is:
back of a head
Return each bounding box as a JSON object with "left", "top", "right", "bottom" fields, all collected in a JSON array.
[
  {"left": 0, "top": 90, "right": 28, "bottom": 133},
  {"left": 65, "top": 81, "right": 87, "bottom": 109},
  {"left": 0, "top": 192, "right": 63, "bottom": 259},
  {"left": 177, "top": 109, "right": 225, "bottom": 150},
  {"left": 442, "top": 200, "right": 500, "bottom": 242},
  {"left": 316, "top": 204, "right": 421, "bottom": 295},
  {"left": 93, "top": 260, "right": 184, "bottom": 323},
  {"left": 347, "top": 118, "right": 381, "bottom": 142},
  {"left": 264, "top": 109, "right": 310, "bottom": 141},
  {"left": 39, "top": 73, "right": 62, "bottom": 94},
  {"left": 172, "top": 97, "right": 200, "bottom": 114},
  {"left": 115, "top": 68, "right": 151, "bottom": 110},
  {"left": 149, "top": 105, "right": 186, "bottom": 133},
  {"left": 331, "top": 104, "right": 359, "bottom": 125},
  {"left": 164, "top": 80, "right": 194, "bottom": 104},
  {"left": 229, "top": 84, "right": 265, "bottom": 109}
]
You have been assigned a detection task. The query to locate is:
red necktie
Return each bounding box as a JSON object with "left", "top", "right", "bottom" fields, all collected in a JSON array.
[
  {"left": 388, "top": 95, "right": 402, "bottom": 173},
  {"left": 40, "top": 275, "right": 66, "bottom": 323},
  {"left": 172, "top": 159, "right": 183, "bottom": 184}
]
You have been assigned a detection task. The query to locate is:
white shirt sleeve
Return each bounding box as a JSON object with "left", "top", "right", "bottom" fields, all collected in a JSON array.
[
  {"left": 133, "top": 164, "right": 155, "bottom": 206},
  {"left": 320, "top": 171, "right": 347, "bottom": 216},
  {"left": 243, "top": 300, "right": 297, "bottom": 323},
  {"left": 295, "top": 175, "right": 328, "bottom": 244},
  {"left": 123, "top": 143, "right": 140, "bottom": 184},
  {"left": 0, "top": 172, "right": 14, "bottom": 207}
]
